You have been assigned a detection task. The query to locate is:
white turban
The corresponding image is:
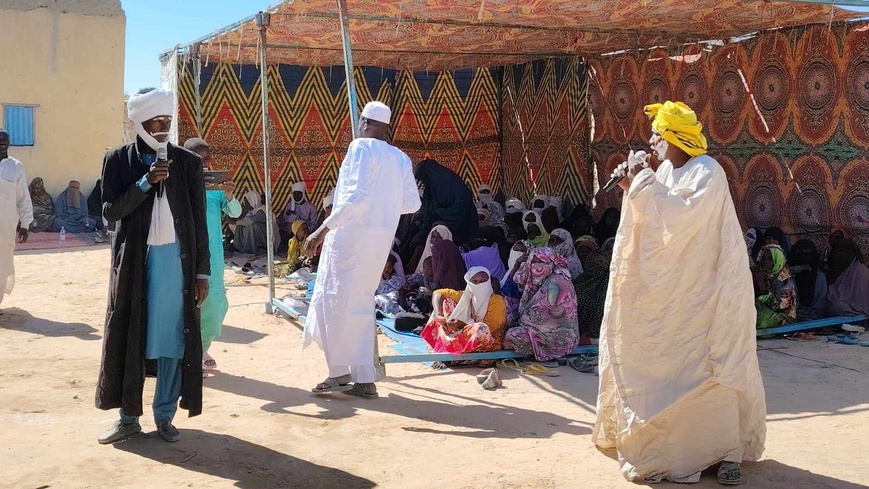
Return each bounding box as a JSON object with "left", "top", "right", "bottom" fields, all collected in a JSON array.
[
  {"left": 505, "top": 198, "right": 525, "bottom": 214},
  {"left": 127, "top": 89, "right": 174, "bottom": 151},
  {"left": 289, "top": 181, "right": 307, "bottom": 211},
  {"left": 361, "top": 101, "right": 391, "bottom": 125}
]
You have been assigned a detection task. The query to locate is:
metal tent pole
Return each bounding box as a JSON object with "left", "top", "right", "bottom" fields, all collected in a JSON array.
[
  {"left": 338, "top": 0, "right": 360, "bottom": 137},
  {"left": 256, "top": 11, "right": 276, "bottom": 314}
]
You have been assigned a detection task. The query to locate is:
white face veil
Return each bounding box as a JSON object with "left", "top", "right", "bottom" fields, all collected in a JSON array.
[{"left": 446, "top": 266, "right": 493, "bottom": 324}]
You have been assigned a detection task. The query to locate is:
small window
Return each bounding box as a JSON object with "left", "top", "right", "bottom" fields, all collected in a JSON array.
[{"left": 3, "top": 105, "right": 36, "bottom": 146}]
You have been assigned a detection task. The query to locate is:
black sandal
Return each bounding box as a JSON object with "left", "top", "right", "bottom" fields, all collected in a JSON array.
[
  {"left": 717, "top": 462, "right": 742, "bottom": 486},
  {"left": 343, "top": 383, "right": 378, "bottom": 399},
  {"left": 311, "top": 375, "right": 353, "bottom": 394}
]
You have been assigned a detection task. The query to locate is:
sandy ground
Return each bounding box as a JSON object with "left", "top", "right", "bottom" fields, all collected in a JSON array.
[{"left": 1, "top": 247, "right": 867, "bottom": 489}]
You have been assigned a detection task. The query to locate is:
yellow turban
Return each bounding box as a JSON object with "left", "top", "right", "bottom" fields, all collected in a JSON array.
[
  {"left": 644, "top": 101, "right": 708, "bottom": 157},
  {"left": 291, "top": 220, "right": 305, "bottom": 235}
]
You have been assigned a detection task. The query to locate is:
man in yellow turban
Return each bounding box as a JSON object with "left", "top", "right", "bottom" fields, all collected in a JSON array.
[{"left": 595, "top": 101, "right": 766, "bottom": 485}]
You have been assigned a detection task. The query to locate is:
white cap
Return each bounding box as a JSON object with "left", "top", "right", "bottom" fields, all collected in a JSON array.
[{"left": 361, "top": 101, "right": 391, "bottom": 125}]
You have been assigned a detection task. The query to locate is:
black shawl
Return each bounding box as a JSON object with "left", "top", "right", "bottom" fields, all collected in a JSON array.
[
  {"left": 414, "top": 159, "right": 478, "bottom": 246},
  {"left": 95, "top": 139, "right": 209, "bottom": 417}
]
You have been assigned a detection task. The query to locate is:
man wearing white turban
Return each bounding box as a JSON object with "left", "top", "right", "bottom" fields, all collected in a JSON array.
[
  {"left": 96, "top": 88, "right": 210, "bottom": 445},
  {"left": 281, "top": 181, "right": 318, "bottom": 247},
  {"left": 302, "top": 101, "right": 421, "bottom": 399}
]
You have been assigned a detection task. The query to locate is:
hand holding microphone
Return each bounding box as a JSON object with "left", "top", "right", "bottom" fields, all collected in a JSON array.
[
  {"left": 148, "top": 146, "right": 172, "bottom": 197},
  {"left": 603, "top": 150, "right": 650, "bottom": 192}
]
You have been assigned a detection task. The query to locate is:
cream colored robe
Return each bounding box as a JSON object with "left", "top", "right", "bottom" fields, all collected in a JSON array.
[{"left": 593, "top": 155, "right": 766, "bottom": 482}]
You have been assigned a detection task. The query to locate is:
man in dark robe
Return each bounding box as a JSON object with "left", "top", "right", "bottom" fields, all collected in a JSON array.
[
  {"left": 412, "top": 158, "right": 477, "bottom": 246},
  {"left": 95, "top": 88, "right": 210, "bottom": 444}
]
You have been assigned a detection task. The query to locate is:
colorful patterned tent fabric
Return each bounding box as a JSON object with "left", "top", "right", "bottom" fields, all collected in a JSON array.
[
  {"left": 173, "top": 1, "right": 864, "bottom": 71},
  {"left": 176, "top": 62, "right": 511, "bottom": 213},
  {"left": 589, "top": 23, "right": 869, "bottom": 250},
  {"left": 501, "top": 58, "right": 591, "bottom": 205},
  {"left": 168, "top": 2, "right": 867, "bottom": 245}
]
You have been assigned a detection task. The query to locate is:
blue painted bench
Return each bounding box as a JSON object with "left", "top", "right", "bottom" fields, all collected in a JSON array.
[
  {"left": 375, "top": 318, "right": 597, "bottom": 364},
  {"left": 273, "top": 300, "right": 865, "bottom": 367},
  {"left": 757, "top": 315, "right": 866, "bottom": 337}
]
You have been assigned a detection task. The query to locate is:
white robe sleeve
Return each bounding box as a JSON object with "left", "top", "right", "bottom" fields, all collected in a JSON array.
[
  {"left": 323, "top": 140, "right": 374, "bottom": 230},
  {"left": 16, "top": 164, "right": 33, "bottom": 230},
  {"left": 400, "top": 154, "right": 422, "bottom": 215}
]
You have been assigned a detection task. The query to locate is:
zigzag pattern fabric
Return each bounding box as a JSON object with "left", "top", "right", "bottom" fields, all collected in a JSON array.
[
  {"left": 589, "top": 23, "right": 869, "bottom": 251},
  {"left": 176, "top": 62, "right": 502, "bottom": 214},
  {"left": 501, "top": 57, "right": 591, "bottom": 206}
]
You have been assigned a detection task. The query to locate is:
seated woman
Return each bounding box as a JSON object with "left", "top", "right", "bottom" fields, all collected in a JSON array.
[
  {"left": 827, "top": 228, "right": 862, "bottom": 265},
  {"left": 744, "top": 227, "right": 760, "bottom": 265},
  {"left": 53, "top": 180, "right": 97, "bottom": 233},
  {"left": 763, "top": 226, "right": 791, "bottom": 255},
  {"left": 28, "top": 177, "right": 55, "bottom": 233},
  {"left": 462, "top": 235, "right": 507, "bottom": 281},
  {"left": 410, "top": 224, "right": 453, "bottom": 275},
  {"left": 476, "top": 184, "right": 505, "bottom": 227},
  {"left": 376, "top": 252, "right": 406, "bottom": 318},
  {"left": 788, "top": 239, "right": 827, "bottom": 321},
  {"left": 593, "top": 207, "right": 620, "bottom": 245},
  {"left": 422, "top": 267, "right": 507, "bottom": 354},
  {"left": 826, "top": 236, "right": 869, "bottom": 317},
  {"left": 431, "top": 238, "right": 467, "bottom": 290},
  {"left": 477, "top": 225, "right": 511, "bottom": 264},
  {"left": 233, "top": 191, "right": 270, "bottom": 254},
  {"left": 573, "top": 236, "right": 610, "bottom": 339},
  {"left": 500, "top": 240, "right": 530, "bottom": 326},
  {"left": 548, "top": 228, "right": 583, "bottom": 280},
  {"left": 504, "top": 248, "right": 579, "bottom": 361},
  {"left": 541, "top": 206, "right": 560, "bottom": 234},
  {"left": 530, "top": 195, "right": 549, "bottom": 213},
  {"left": 755, "top": 244, "right": 797, "bottom": 330},
  {"left": 522, "top": 210, "right": 549, "bottom": 247}
]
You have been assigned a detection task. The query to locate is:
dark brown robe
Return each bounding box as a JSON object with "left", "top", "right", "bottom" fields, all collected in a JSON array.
[{"left": 95, "top": 138, "right": 209, "bottom": 417}]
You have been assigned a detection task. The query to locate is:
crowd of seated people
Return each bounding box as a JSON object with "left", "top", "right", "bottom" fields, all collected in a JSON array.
[
  {"left": 27, "top": 178, "right": 106, "bottom": 241},
  {"left": 745, "top": 226, "right": 869, "bottom": 330},
  {"left": 379, "top": 158, "right": 869, "bottom": 365},
  {"left": 366, "top": 158, "right": 630, "bottom": 362}
]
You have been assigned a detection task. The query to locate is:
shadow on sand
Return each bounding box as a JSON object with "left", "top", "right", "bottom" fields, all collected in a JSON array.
[
  {"left": 0, "top": 308, "right": 100, "bottom": 341},
  {"left": 206, "top": 372, "right": 590, "bottom": 440},
  {"left": 114, "top": 429, "right": 375, "bottom": 489},
  {"left": 215, "top": 324, "right": 268, "bottom": 345}
]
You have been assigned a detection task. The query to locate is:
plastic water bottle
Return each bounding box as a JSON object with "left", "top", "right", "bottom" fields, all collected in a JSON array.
[{"left": 59, "top": 227, "right": 66, "bottom": 242}]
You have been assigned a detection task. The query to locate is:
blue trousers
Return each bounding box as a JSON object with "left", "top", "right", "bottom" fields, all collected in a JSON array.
[{"left": 120, "top": 357, "right": 181, "bottom": 424}]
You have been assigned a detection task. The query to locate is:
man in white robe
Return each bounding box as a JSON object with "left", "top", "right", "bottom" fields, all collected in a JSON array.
[
  {"left": 0, "top": 130, "right": 34, "bottom": 314},
  {"left": 302, "top": 102, "right": 421, "bottom": 399},
  {"left": 593, "top": 101, "right": 766, "bottom": 485}
]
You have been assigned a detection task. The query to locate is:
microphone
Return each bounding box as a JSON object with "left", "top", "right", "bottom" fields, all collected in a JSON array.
[
  {"left": 156, "top": 146, "right": 168, "bottom": 197},
  {"left": 603, "top": 150, "right": 647, "bottom": 192}
]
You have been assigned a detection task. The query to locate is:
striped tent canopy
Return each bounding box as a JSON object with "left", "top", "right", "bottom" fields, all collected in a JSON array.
[{"left": 162, "top": 0, "right": 866, "bottom": 71}]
